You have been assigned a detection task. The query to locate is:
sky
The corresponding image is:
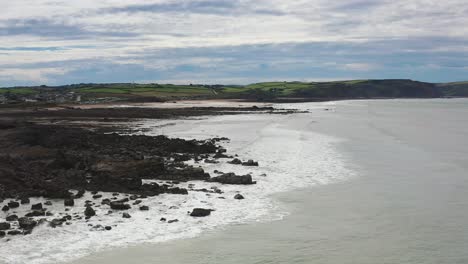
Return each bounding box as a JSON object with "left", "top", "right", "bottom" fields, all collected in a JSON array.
[{"left": 0, "top": 0, "right": 467, "bottom": 86}]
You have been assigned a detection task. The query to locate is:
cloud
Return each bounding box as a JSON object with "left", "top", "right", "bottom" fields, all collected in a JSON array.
[{"left": 0, "top": 0, "right": 467, "bottom": 86}]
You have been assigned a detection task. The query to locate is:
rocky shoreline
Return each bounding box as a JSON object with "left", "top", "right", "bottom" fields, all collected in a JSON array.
[{"left": 0, "top": 106, "right": 273, "bottom": 239}]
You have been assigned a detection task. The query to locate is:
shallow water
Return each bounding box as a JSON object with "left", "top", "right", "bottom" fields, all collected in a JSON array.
[{"left": 70, "top": 98, "right": 468, "bottom": 264}]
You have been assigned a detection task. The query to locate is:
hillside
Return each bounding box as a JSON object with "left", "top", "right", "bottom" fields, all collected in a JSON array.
[{"left": 0, "top": 79, "right": 467, "bottom": 103}]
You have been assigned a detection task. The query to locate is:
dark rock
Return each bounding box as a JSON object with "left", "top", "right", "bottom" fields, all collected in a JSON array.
[
  {"left": 18, "top": 217, "right": 37, "bottom": 230},
  {"left": 105, "top": 226, "right": 112, "bottom": 231},
  {"left": 1, "top": 205, "right": 9, "bottom": 211},
  {"left": 64, "top": 199, "right": 75, "bottom": 206},
  {"left": 49, "top": 218, "right": 66, "bottom": 228},
  {"left": 0, "top": 231, "right": 5, "bottom": 237},
  {"left": 0, "top": 222, "right": 11, "bottom": 230},
  {"left": 101, "top": 199, "right": 111, "bottom": 205},
  {"left": 31, "top": 203, "right": 43, "bottom": 210},
  {"left": 6, "top": 215, "right": 18, "bottom": 222},
  {"left": 20, "top": 197, "right": 30, "bottom": 204},
  {"left": 190, "top": 208, "right": 212, "bottom": 217},
  {"left": 234, "top": 194, "right": 245, "bottom": 200},
  {"left": 228, "top": 158, "right": 242, "bottom": 165},
  {"left": 160, "top": 218, "right": 166, "bottom": 222},
  {"left": 122, "top": 212, "right": 131, "bottom": 218},
  {"left": 8, "top": 201, "right": 20, "bottom": 208},
  {"left": 168, "top": 219, "right": 179, "bottom": 223},
  {"left": 44, "top": 201, "right": 53, "bottom": 206},
  {"left": 84, "top": 206, "right": 96, "bottom": 217},
  {"left": 129, "top": 195, "right": 138, "bottom": 200},
  {"left": 204, "top": 159, "right": 219, "bottom": 164},
  {"left": 139, "top": 205, "right": 149, "bottom": 211},
  {"left": 92, "top": 194, "right": 102, "bottom": 199},
  {"left": 208, "top": 173, "right": 256, "bottom": 185},
  {"left": 8, "top": 230, "right": 22, "bottom": 235},
  {"left": 110, "top": 202, "right": 131, "bottom": 210},
  {"left": 133, "top": 200, "right": 142, "bottom": 205},
  {"left": 242, "top": 160, "right": 259, "bottom": 166},
  {"left": 25, "top": 210, "right": 46, "bottom": 217},
  {"left": 74, "top": 190, "right": 85, "bottom": 199}
]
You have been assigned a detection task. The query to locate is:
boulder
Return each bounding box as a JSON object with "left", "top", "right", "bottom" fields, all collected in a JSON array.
[
  {"left": 234, "top": 194, "right": 245, "bottom": 200},
  {"left": 242, "top": 160, "right": 259, "bottom": 166},
  {"left": 49, "top": 218, "right": 66, "bottom": 228},
  {"left": 84, "top": 206, "right": 96, "bottom": 217},
  {"left": 8, "top": 201, "right": 20, "bottom": 208},
  {"left": 25, "top": 210, "right": 46, "bottom": 217},
  {"left": 1, "top": 205, "right": 9, "bottom": 211},
  {"left": 64, "top": 199, "right": 74, "bottom": 206},
  {"left": 18, "top": 217, "right": 37, "bottom": 230},
  {"left": 228, "top": 158, "right": 242, "bottom": 165},
  {"left": 189, "top": 208, "right": 212, "bottom": 217},
  {"left": 208, "top": 173, "right": 255, "bottom": 185},
  {"left": 20, "top": 197, "right": 30, "bottom": 204},
  {"left": 105, "top": 226, "right": 112, "bottom": 231},
  {"left": 31, "top": 203, "right": 43, "bottom": 210},
  {"left": 0, "top": 222, "right": 11, "bottom": 230},
  {"left": 0, "top": 231, "right": 5, "bottom": 237},
  {"left": 6, "top": 215, "right": 18, "bottom": 222},
  {"left": 110, "top": 202, "right": 131, "bottom": 210},
  {"left": 8, "top": 230, "right": 22, "bottom": 236}
]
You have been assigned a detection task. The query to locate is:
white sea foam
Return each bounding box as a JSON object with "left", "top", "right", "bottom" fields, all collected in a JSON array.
[{"left": 0, "top": 102, "right": 354, "bottom": 264}]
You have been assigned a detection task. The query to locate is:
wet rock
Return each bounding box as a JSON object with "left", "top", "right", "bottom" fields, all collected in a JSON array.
[
  {"left": 242, "top": 160, "right": 259, "bottom": 166},
  {"left": 160, "top": 218, "right": 166, "bottom": 222},
  {"left": 139, "top": 205, "right": 149, "bottom": 211},
  {"left": 8, "top": 201, "right": 20, "bottom": 208},
  {"left": 92, "top": 194, "right": 102, "bottom": 199},
  {"left": 44, "top": 201, "right": 53, "bottom": 206},
  {"left": 0, "top": 222, "right": 11, "bottom": 230},
  {"left": 74, "top": 190, "right": 85, "bottom": 199},
  {"left": 168, "top": 219, "right": 179, "bottom": 223},
  {"left": 49, "top": 218, "right": 66, "bottom": 228},
  {"left": 133, "top": 200, "right": 142, "bottom": 205},
  {"left": 31, "top": 203, "right": 43, "bottom": 210},
  {"left": 204, "top": 159, "right": 219, "bottom": 164},
  {"left": 208, "top": 173, "right": 256, "bottom": 185},
  {"left": 129, "top": 195, "right": 138, "bottom": 200},
  {"left": 228, "top": 158, "right": 242, "bottom": 165},
  {"left": 0, "top": 231, "right": 5, "bottom": 237},
  {"left": 8, "top": 230, "right": 22, "bottom": 236},
  {"left": 234, "top": 194, "right": 245, "bottom": 200},
  {"left": 20, "top": 197, "right": 30, "bottom": 204},
  {"left": 64, "top": 199, "right": 75, "bottom": 206},
  {"left": 105, "top": 226, "right": 112, "bottom": 231},
  {"left": 1, "top": 205, "right": 9, "bottom": 212},
  {"left": 18, "top": 217, "right": 37, "bottom": 230},
  {"left": 110, "top": 202, "right": 131, "bottom": 210},
  {"left": 122, "top": 212, "right": 131, "bottom": 218},
  {"left": 84, "top": 206, "right": 96, "bottom": 217},
  {"left": 101, "top": 198, "right": 111, "bottom": 205},
  {"left": 190, "top": 208, "right": 212, "bottom": 217},
  {"left": 6, "top": 215, "right": 18, "bottom": 222},
  {"left": 25, "top": 210, "right": 46, "bottom": 217}
]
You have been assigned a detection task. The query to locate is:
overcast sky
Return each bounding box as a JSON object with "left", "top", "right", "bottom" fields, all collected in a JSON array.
[{"left": 0, "top": 0, "right": 467, "bottom": 86}]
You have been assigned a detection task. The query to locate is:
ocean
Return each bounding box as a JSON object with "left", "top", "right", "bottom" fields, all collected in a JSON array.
[{"left": 2, "top": 99, "right": 468, "bottom": 264}]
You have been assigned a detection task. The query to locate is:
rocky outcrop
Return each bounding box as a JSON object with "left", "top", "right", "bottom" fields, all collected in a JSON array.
[{"left": 208, "top": 173, "right": 256, "bottom": 185}]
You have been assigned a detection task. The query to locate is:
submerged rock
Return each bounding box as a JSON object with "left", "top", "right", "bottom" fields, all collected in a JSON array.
[
  {"left": 122, "top": 212, "right": 131, "bottom": 218},
  {"left": 18, "top": 217, "right": 37, "bottom": 230}
]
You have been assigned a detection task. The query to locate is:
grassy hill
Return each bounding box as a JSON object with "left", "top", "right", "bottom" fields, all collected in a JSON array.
[{"left": 1, "top": 79, "right": 467, "bottom": 103}]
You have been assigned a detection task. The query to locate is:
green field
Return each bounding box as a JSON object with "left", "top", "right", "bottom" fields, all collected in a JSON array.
[{"left": 1, "top": 80, "right": 468, "bottom": 101}]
